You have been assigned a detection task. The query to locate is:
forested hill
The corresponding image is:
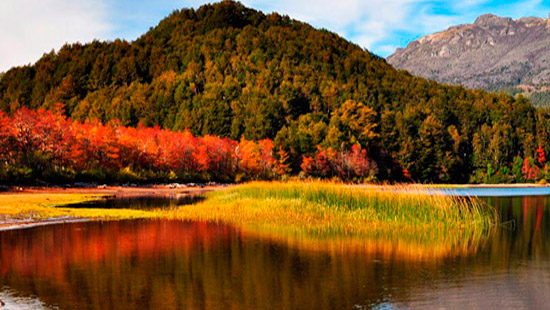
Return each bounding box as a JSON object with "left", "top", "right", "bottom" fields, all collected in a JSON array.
[{"left": 0, "top": 1, "right": 548, "bottom": 183}]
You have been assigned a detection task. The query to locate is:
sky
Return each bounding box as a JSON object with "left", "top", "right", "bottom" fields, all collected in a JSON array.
[{"left": 0, "top": 0, "right": 548, "bottom": 72}]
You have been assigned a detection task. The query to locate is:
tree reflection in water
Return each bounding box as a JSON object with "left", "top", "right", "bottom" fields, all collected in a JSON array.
[{"left": 0, "top": 195, "right": 548, "bottom": 309}]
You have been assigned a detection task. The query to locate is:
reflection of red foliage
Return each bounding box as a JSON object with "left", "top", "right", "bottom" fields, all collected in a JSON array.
[
  {"left": 0, "top": 220, "right": 233, "bottom": 282},
  {"left": 520, "top": 196, "right": 548, "bottom": 241}
]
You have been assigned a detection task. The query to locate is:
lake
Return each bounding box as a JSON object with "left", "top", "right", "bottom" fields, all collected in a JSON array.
[{"left": 0, "top": 189, "right": 549, "bottom": 309}]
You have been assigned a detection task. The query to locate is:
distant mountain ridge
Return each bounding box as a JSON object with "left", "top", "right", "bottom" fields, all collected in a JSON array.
[{"left": 388, "top": 14, "right": 550, "bottom": 105}]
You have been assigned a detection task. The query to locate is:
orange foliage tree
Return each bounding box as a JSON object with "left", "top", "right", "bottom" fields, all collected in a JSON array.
[{"left": 0, "top": 107, "right": 281, "bottom": 183}]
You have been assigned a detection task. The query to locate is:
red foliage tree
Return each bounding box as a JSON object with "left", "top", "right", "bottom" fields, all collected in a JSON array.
[
  {"left": 0, "top": 111, "right": 13, "bottom": 160},
  {"left": 300, "top": 156, "right": 315, "bottom": 176},
  {"left": 536, "top": 145, "right": 546, "bottom": 167},
  {"left": 0, "top": 106, "right": 277, "bottom": 183},
  {"left": 522, "top": 157, "right": 539, "bottom": 181},
  {"left": 300, "top": 145, "right": 377, "bottom": 180},
  {"left": 236, "top": 137, "right": 275, "bottom": 178}
]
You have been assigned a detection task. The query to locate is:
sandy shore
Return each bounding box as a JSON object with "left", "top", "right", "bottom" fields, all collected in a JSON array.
[{"left": 0, "top": 217, "right": 93, "bottom": 231}]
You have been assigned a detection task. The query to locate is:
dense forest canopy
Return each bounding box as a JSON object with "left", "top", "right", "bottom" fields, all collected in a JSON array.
[{"left": 1, "top": 0, "right": 550, "bottom": 183}]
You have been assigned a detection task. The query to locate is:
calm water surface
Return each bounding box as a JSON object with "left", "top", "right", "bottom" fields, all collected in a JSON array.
[
  {"left": 64, "top": 195, "right": 205, "bottom": 210},
  {"left": 432, "top": 186, "right": 550, "bottom": 197},
  {"left": 1, "top": 191, "right": 549, "bottom": 309}
]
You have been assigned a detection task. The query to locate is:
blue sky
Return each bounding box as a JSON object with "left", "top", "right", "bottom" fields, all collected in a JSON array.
[{"left": 0, "top": 0, "right": 548, "bottom": 72}]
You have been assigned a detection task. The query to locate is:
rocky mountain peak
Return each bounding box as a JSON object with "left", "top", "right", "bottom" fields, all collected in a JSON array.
[
  {"left": 474, "top": 14, "right": 512, "bottom": 27},
  {"left": 387, "top": 13, "right": 550, "bottom": 105}
]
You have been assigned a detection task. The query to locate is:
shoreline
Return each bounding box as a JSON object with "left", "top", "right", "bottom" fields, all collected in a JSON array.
[
  {"left": 424, "top": 183, "right": 550, "bottom": 188},
  {"left": 0, "top": 185, "right": 227, "bottom": 231},
  {"left": 0, "top": 217, "right": 93, "bottom": 232},
  {"left": 3, "top": 182, "right": 549, "bottom": 193},
  {"left": 2, "top": 184, "right": 229, "bottom": 196},
  {"left": 0, "top": 182, "right": 542, "bottom": 232}
]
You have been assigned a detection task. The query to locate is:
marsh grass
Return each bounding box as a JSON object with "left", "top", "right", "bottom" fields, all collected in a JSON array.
[
  {"left": 173, "top": 181, "right": 496, "bottom": 234},
  {"left": 0, "top": 182, "right": 497, "bottom": 259},
  {"left": 0, "top": 193, "right": 161, "bottom": 221},
  {"left": 169, "top": 181, "right": 497, "bottom": 258},
  {"left": 0, "top": 183, "right": 497, "bottom": 233}
]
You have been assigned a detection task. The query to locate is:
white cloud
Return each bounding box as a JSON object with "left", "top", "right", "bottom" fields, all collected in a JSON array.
[
  {"left": 1, "top": 0, "right": 547, "bottom": 73},
  {"left": 239, "top": 0, "right": 456, "bottom": 55},
  {"left": 186, "top": 0, "right": 416, "bottom": 43},
  {"left": 0, "top": 0, "right": 110, "bottom": 72},
  {"left": 237, "top": 0, "right": 548, "bottom": 56}
]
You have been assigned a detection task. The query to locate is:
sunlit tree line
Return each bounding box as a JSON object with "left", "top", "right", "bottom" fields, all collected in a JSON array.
[{"left": 0, "top": 107, "right": 376, "bottom": 184}]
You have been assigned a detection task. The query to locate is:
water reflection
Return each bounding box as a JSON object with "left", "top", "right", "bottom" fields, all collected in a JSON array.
[
  {"left": 432, "top": 186, "right": 550, "bottom": 197},
  {"left": 0, "top": 195, "right": 549, "bottom": 309},
  {"left": 63, "top": 194, "right": 205, "bottom": 210},
  {"left": 484, "top": 196, "right": 550, "bottom": 263}
]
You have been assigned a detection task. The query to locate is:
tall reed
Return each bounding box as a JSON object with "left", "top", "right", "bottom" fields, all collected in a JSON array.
[{"left": 173, "top": 181, "right": 497, "bottom": 243}]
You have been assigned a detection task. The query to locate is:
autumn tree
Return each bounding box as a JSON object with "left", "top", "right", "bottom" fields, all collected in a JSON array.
[{"left": 536, "top": 144, "right": 546, "bottom": 167}]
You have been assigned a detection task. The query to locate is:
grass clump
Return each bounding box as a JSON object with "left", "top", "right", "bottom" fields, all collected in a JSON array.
[
  {"left": 0, "top": 183, "right": 497, "bottom": 235},
  {"left": 171, "top": 181, "right": 497, "bottom": 254},
  {"left": 0, "top": 193, "right": 161, "bottom": 222},
  {"left": 0, "top": 182, "right": 498, "bottom": 260}
]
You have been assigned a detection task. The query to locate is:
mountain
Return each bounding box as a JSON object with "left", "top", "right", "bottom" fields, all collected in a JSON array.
[
  {"left": 0, "top": 1, "right": 546, "bottom": 183},
  {"left": 388, "top": 14, "right": 550, "bottom": 106}
]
